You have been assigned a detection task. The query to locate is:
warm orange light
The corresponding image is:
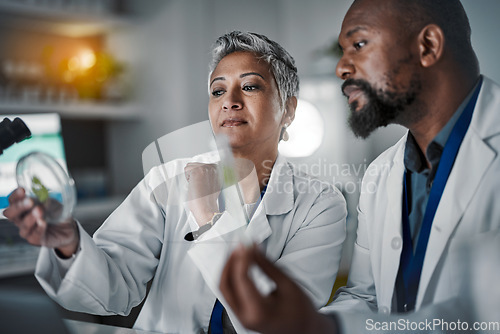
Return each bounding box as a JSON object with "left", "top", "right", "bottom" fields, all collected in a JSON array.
[
  {"left": 80, "top": 50, "right": 96, "bottom": 70},
  {"left": 67, "top": 50, "right": 96, "bottom": 72},
  {"left": 68, "top": 57, "right": 80, "bottom": 71}
]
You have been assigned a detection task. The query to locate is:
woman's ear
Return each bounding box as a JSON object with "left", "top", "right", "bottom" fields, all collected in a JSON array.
[
  {"left": 283, "top": 96, "right": 297, "bottom": 125},
  {"left": 418, "top": 24, "right": 445, "bottom": 68}
]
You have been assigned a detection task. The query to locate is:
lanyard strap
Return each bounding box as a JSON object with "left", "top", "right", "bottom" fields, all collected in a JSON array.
[
  {"left": 399, "top": 78, "right": 483, "bottom": 311},
  {"left": 209, "top": 299, "right": 224, "bottom": 334}
]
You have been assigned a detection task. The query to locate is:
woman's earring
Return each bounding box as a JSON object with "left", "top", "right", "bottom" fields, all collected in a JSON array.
[{"left": 281, "top": 124, "right": 289, "bottom": 142}]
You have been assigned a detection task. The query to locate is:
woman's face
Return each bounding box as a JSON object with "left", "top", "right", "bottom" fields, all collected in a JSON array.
[{"left": 209, "top": 51, "right": 290, "bottom": 157}]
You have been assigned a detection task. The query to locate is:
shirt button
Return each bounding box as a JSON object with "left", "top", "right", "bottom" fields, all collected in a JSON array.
[
  {"left": 391, "top": 236, "right": 402, "bottom": 250},
  {"left": 379, "top": 306, "right": 390, "bottom": 315}
]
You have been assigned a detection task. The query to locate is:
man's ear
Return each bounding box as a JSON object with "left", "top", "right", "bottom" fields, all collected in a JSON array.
[
  {"left": 418, "top": 24, "right": 445, "bottom": 68},
  {"left": 283, "top": 96, "right": 297, "bottom": 125}
]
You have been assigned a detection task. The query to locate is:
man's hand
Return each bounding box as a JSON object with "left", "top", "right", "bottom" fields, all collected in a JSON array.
[
  {"left": 2, "top": 188, "right": 79, "bottom": 257},
  {"left": 220, "top": 244, "right": 339, "bottom": 334}
]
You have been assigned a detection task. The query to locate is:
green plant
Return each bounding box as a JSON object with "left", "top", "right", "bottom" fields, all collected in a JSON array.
[{"left": 31, "top": 176, "right": 49, "bottom": 203}]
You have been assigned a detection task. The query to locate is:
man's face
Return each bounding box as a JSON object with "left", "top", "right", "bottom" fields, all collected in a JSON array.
[{"left": 336, "top": 0, "right": 423, "bottom": 138}]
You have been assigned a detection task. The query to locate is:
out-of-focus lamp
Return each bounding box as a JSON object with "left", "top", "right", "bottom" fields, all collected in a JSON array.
[
  {"left": 279, "top": 99, "right": 324, "bottom": 157},
  {"left": 79, "top": 50, "right": 97, "bottom": 70},
  {"left": 67, "top": 49, "right": 96, "bottom": 73}
]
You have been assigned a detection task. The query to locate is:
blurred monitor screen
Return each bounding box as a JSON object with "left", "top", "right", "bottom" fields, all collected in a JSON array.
[{"left": 0, "top": 113, "right": 67, "bottom": 218}]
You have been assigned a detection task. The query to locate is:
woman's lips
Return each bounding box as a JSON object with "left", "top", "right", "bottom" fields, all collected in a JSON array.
[{"left": 222, "top": 119, "right": 247, "bottom": 127}]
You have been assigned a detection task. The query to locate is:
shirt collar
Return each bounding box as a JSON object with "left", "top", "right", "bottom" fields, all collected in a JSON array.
[{"left": 404, "top": 133, "right": 427, "bottom": 173}]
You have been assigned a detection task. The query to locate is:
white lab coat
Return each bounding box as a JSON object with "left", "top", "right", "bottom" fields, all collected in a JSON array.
[
  {"left": 322, "top": 76, "right": 500, "bottom": 333},
  {"left": 35, "top": 153, "right": 346, "bottom": 333}
]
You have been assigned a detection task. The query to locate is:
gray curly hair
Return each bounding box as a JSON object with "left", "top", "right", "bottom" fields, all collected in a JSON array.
[{"left": 208, "top": 31, "right": 299, "bottom": 107}]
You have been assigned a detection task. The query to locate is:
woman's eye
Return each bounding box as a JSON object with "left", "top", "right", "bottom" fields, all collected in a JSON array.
[
  {"left": 243, "top": 85, "right": 258, "bottom": 92},
  {"left": 211, "top": 89, "right": 224, "bottom": 97},
  {"left": 354, "top": 41, "right": 366, "bottom": 50}
]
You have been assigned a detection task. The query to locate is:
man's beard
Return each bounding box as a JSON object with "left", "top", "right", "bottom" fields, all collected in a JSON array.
[{"left": 342, "top": 77, "right": 421, "bottom": 139}]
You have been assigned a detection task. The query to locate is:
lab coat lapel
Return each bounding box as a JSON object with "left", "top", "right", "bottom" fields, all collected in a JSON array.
[
  {"left": 244, "top": 154, "right": 294, "bottom": 244},
  {"left": 416, "top": 83, "right": 497, "bottom": 308},
  {"left": 244, "top": 203, "right": 272, "bottom": 244},
  {"left": 379, "top": 140, "right": 406, "bottom": 308}
]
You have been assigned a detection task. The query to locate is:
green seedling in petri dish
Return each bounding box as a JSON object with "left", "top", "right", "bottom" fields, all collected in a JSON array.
[
  {"left": 31, "top": 176, "right": 49, "bottom": 203},
  {"left": 222, "top": 166, "right": 237, "bottom": 186}
]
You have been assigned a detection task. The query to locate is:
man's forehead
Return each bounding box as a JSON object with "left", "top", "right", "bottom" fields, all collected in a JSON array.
[
  {"left": 349, "top": 0, "right": 397, "bottom": 13},
  {"left": 340, "top": 0, "right": 398, "bottom": 37}
]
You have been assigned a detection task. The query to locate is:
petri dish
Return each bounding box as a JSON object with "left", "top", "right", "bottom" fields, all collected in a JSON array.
[{"left": 16, "top": 152, "right": 76, "bottom": 224}]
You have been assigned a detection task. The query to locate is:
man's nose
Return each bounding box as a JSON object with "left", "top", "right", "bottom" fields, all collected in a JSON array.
[{"left": 336, "top": 56, "right": 355, "bottom": 80}]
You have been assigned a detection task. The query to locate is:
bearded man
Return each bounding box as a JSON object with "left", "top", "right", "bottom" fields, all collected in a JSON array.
[{"left": 219, "top": 0, "right": 500, "bottom": 333}]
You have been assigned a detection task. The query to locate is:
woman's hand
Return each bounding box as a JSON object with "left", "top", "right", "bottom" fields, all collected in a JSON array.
[
  {"left": 220, "top": 244, "right": 339, "bottom": 334},
  {"left": 2, "top": 188, "right": 80, "bottom": 258},
  {"left": 184, "top": 163, "right": 221, "bottom": 226}
]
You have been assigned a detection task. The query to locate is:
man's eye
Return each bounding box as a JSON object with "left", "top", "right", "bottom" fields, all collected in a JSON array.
[
  {"left": 211, "top": 90, "right": 224, "bottom": 97},
  {"left": 354, "top": 41, "right": 366, "bottom": 50}
]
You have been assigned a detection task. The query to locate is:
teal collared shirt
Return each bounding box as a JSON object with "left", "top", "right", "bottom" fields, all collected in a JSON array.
[{"left": 403, "top": 77, "right": 481, "bottom": 247}]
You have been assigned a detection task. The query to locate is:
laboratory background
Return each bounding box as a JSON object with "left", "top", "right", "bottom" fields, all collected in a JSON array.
[{"left": 1, "top": 0, "right": 500, "bottom": 329}]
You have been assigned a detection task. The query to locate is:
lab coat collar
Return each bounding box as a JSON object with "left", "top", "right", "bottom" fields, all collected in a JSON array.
[
  {"left": 468, "top": 76, "right": 500, "bottom": 139},
  {"left": 261, "top": 153, "right": 294, "bottom": 216},
  {"left": 244, "top": 154, "right": 293, "bottom": 244}
]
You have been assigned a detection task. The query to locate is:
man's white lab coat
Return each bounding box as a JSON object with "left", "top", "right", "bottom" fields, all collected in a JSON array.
[{"left": 323, "top": 76, "right": 500, "bottom": 333}]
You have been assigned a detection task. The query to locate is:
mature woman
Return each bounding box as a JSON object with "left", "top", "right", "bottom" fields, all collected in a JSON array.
[{"left": 3, "top": 31, "right": 346, "bottom": 333}]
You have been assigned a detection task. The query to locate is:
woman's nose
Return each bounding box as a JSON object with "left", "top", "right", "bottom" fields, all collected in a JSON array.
[
  {"left": 336, "top": 56, "right": 355, "bottom": 80},
  {"left": 222, "top": 90, "right": 243, "bottom": 110}
]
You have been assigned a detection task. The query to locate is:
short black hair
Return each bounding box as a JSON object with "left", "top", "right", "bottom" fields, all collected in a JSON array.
[{"left": 392, "top": 0, "right": 478, "bottom": 71}]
